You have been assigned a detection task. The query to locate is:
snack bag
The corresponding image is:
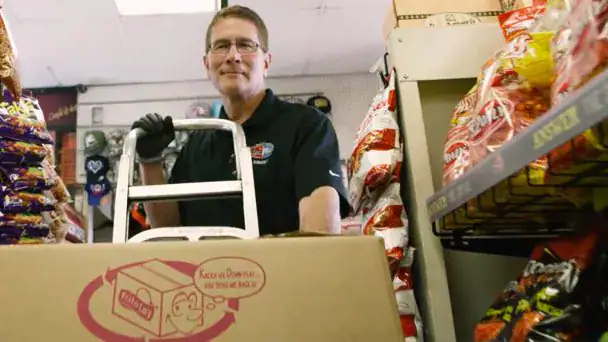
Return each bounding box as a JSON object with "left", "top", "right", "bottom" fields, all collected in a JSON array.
[
  {"left": 0, "top": 212, "right": 50, "bottom": 244},
  {"left": 547, "top": 0, "right": 608, "bottom": 178},
  {"left": 0, "top": 139, "right": 47, "bottom": 165},
  {"left": 0, "top": 10, "right": 20, "bottom": 99},
  {"left": 442, "top": 85, "right": 477, "bottom": 186},
  {"left": 348, "top": 70, "right": 401, "bottom": 213},
  {"left": 361, "top": 182, "right": 408, "bottom": 275},
  {"left": 0, "top": 187, "right": 56, "bottom": 213},
  {"left": 41, "top": 159, "right": 72, "bottom": 203},
  {"left": 465, "top": 7, "right": 564, "bottom": 217},
  {"left": 393, "top": 248, "right": 424, "bottom": 342},
  {"left": 0, "top": 104, "right": 53, "bottom": 144},
  {"left": 474, "top": 231, "right": 600, "bottom": 342},
  {"left": 0, "top": 165, "right": 56, "bottom": 192}
]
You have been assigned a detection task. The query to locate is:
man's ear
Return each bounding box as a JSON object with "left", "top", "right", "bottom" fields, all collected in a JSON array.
[
  {"left": 264, "top": 52, "right": 272, "bottom": 77},
  {"left": 202, "top": 54, "right": 210, "bottom": 70}
]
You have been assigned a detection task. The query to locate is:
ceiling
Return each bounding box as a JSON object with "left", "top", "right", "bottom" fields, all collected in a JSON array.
[{"left": 3, "top": 0, "right": 387, "bottom": 88}]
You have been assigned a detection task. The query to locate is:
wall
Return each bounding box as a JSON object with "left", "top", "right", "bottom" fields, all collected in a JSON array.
[{"left": 76, "top": 73, "right": 380, "bottom": 184}]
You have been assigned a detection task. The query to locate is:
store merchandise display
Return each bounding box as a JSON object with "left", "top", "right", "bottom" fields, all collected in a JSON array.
[
  {"left": 431, "top": 0, "right": 608, "bottom": 231},
  {"left": 347, "top": 70, "right": 423, "bottom": 341},
  {"left": 422, "top": 0, "right": 608, "bottom": 340},
  {"left": 0, "top": 11, "right": 83, "bottom": 244}
]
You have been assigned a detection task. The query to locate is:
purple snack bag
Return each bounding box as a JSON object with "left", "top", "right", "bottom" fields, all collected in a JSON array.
[
  {"left": 0, "top": 139, "right": 47, "bottom": 165},
  {"left": 0, "top": 187, "right": 56, "bottom": 213},
  {"left": 1, "top": 166, "right": 55, "bottom": 192},
  {"left": 22, "top": 225, "right": 49, "bottom": 238},
  {"left": 0, "top": 101, "right": 53, "bottom": 145}
]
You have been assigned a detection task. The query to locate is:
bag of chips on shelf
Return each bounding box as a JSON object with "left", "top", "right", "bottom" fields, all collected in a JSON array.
[
  {"left": 0, "top": 139, "right": 47, "bottom": 165},
  {"left": 0, "top": 165, "right": 56, "bottom": 192},
  {"left": 442, "top": 85, "right": 477, "bottom": 186},
  {"left": 546, "top": 0, "right": 608, "bottom": 181},
  {"left": 474, "top": 230, "right": 601, "bottom": 342},
  {"left": 0, "top": 10, "right": 20, "bottom": 99},
  {"left": 361, "top": 181, "right": 408, "bottom": 276},
  {"left": 463, "top": 6, "right": 569, "bottom": 218},
  {"left": 394, "top": 248, "right": 424, "bottom": 342},
  {"left": 0, "top": 105, "right": 53, "bottom": 145},
  {"left": 0, "top": 187, "right": 56, "bottom": 213},
  {"left": 348, "top": 70, "right": 401, "bottom": 213}
]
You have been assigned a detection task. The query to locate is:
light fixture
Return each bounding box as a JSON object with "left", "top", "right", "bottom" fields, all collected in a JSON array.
[{"left": 114, "top": 0, "right": 221, "bottom": 16}]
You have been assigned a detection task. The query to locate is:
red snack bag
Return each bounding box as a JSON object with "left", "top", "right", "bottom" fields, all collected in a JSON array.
[
  {"left": 547, "top": 0, "right": 608, "bottom": 174},
  {"left": 498, "top": 5, "right": 547, "bottom": 42},
  {"left": 474, "top": 231, "right": 600, "bottom": 342},
  {"left": 361, "top": 182, "right": 407, "bottom": 274},
  {"left": 393, "top": 248, "right": 423, "bottom": 341},
  {"left": 348, "top": 70, "right": 400, "bottom": 213},
  {"left": 442, "top": 85, "right": 477, "bottom": 186}
]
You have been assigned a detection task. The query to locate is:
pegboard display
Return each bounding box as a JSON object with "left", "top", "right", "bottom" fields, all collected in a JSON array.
[
  {"left": 75, "top": 92, "right": 333, "bottom": 185},
  {"left": 77, "top": 126, "right": 189, "bottom": 184}
]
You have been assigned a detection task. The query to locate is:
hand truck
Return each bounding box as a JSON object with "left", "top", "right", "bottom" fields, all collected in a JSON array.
[{"left": 111, "top": 118, "right": 260, "bottom": 243}]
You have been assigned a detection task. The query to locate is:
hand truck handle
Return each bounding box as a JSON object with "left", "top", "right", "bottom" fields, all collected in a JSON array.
[
  {"left": 122, "top": 118, "right": 248, "bottom": 179},
  {"left": 112, "top": 118, "right": 260, "bottom": 244}
]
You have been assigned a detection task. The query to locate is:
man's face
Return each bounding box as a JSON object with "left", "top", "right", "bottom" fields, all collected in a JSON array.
[{"left": 204, "top": 18, "right": 271, "bottom": 98}]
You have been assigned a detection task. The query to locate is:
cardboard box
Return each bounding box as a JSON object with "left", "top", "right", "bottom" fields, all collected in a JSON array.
[
  {"left": 382, "top": 0, "right": 505, "bottom": 39},
  {"left": 0, "top": 236, "right": 403, "bottom": 341}
]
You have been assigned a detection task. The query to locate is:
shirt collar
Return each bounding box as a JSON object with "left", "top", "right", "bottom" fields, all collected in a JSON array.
[{"left": 219, "top": 89, "right": 278, "bottom": 128}]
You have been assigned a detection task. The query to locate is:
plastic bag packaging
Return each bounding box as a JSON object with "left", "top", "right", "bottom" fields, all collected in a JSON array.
[
  {"left": 41, "top": 206, "right": 67, "bottom": 242},
  {"left": 464, "top": 6, "right": 571, "bottom": 218},
  {"left": 0, "top": 139, "right": 47, "bottom": 165},
  {"left": 0, "top": 212, "right": 51, "bottom": 244},
  {"left": 41, "top": 159, "right": 71, "bottom": 203},
  {"left": 0, "top": 104, "right": 53, "bottom": 144},
  {"left": 0, "top": 165, "right": 56, "bottom": 192},
  {"left": 348, "top": 70, "right": 401, "bottom": 213},
  {"left": 0, "top": 10, "right": 20, "bottom": 99},
  {"left": 361, "top": 181, "right": 408, "bottom": 275},
  {"left": 474, "top": 230, "right": 601, "bottom": 342},
  {"left": 546, "top": 0, "right": 608, "bottom": 182},
  {"left": 0, "top": 186, "right": 56, "bottom": 213},
  {"left": 394, "top": 248, "right": 424, "bottom": 342},
  {"left": 442, "top": 85, "right": 477, "bottom": 186}
]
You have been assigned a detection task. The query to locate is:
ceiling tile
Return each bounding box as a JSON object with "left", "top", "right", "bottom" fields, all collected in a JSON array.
[
  {"left": 7, "top": 0, "right": 118, "bottom": 20},
  {"left": 17, "top": 17, "right": 128, "bottom": 85},
  {"left": 235, "top": 0, "right": 322, "bottom": 10},
  {"left": 119, "top": 14, "right": 211, "bottom": 82},
  {"left": 323, "top": 0, "right": 390, "bottom": 8},
  {"left": 305, "top": 6, "right": 384, "bottom": 74}
]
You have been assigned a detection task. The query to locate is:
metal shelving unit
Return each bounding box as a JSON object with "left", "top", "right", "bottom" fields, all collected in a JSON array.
[
  {"left": 382, "top": 23, "right": 507, "bottom": 342},
  {"left": 427, "top": 68, "right": 608, "bottom": 257}
]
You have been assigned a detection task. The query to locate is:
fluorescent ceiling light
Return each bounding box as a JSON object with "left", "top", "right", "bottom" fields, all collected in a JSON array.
[{"left": 114, "top": 0, "right": 220, "bottom": 16}]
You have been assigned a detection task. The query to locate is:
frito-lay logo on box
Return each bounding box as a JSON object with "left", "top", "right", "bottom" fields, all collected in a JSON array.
[{"left": 77, "top": 257, "right": 267, "bottom": 341}]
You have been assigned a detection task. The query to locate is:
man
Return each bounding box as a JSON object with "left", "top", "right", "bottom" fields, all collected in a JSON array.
[{"left": 132, "top": 5, "right": 349, "bottom": 236}]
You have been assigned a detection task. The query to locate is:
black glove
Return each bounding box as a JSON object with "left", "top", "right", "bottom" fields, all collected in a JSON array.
[{"left": 131, "top": 113, "right": 175, "bottom": 162}]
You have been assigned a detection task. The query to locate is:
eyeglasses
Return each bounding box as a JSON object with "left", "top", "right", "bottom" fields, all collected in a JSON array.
[{"left": 208, "top": 39, "right": 264, "bottom": 55}]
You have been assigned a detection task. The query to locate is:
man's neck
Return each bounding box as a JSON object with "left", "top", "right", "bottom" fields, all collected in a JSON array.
[{"left": 223, "top": 89, "right": 266, "bottom": 124}]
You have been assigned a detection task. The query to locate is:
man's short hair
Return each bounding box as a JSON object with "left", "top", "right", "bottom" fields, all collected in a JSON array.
[{"left": 205, "top": 5, "right": 269, "bottom": 53}]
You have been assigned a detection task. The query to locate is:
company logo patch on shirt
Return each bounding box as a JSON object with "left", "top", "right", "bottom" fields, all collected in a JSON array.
[{"left": 250, "top": 142, "right": 274, "bottom": 165}]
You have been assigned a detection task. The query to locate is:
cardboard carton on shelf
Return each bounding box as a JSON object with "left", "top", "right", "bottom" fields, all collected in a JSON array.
[
  {"left": 382, "top": 0, "right": 505, "bottom": 39},
  {"left": 0, "top": 236, "right": 403, "bottom": 341}
]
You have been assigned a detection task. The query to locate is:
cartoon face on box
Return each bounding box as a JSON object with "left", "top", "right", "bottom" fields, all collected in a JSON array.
[
  {"left": 78, "top": 257, "right": 267, "bottom": 341},
  {"left": 112, "top": 260, "right": 204, "bottom": 336}
]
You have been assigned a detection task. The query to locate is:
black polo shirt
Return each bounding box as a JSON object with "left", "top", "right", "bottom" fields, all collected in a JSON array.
[{"left": 168, "top": 89, "right": 350, "bottom": 235}]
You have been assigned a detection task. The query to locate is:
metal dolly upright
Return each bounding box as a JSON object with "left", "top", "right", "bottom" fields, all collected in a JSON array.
[{"left": 111, "top": 118, "right": 260, "bottom": 243}]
